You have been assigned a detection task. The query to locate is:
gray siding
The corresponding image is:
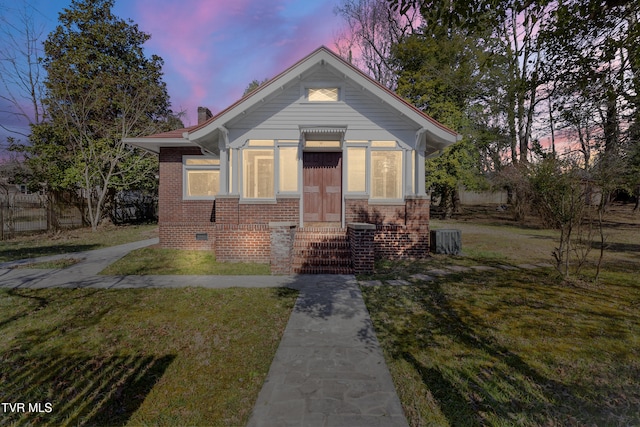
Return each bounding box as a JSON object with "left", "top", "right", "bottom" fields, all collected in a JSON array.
[{"left": 226, "top": 66, "right": 420, "bottom": 147}]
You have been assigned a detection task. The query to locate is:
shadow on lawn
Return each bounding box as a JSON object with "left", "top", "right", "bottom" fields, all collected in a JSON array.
[
  {"left": 0, "top": 289, "right": 174, "bottom": 426},
  {"left": 376, "top": 274, "right": 629, "bottom": 426},
  {"left": 0, "top": 352, "right": 174, "bottom": 426},
  {"left": 0, "top": 243, "right": 100, "bottom": 263}
]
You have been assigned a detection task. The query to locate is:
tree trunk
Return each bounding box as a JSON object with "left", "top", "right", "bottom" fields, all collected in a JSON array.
[{"left": 440, "top": 186, "right": 454, "bottom": 220}]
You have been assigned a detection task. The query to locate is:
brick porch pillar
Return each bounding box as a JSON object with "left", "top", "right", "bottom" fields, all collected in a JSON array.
[
  {"left": 269, "top": 222, "right": 297, "bottom": 275},
  {"left": 348, "top": 223, "right": 376, "bottom": 274}
]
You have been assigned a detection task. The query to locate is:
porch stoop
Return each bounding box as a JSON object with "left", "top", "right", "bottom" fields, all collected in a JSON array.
[{"left": 292, "top": 227, "right": 354, "bottom": 274}]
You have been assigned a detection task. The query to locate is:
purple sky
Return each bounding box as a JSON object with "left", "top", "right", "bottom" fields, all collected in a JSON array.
[{"left": 0, "top": 0, "right": 344, "bottom": 142}]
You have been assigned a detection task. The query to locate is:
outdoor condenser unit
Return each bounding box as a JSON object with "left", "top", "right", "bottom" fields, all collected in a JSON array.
[{"left": 430, "top": 229, "right": 462, "bottom": 255}]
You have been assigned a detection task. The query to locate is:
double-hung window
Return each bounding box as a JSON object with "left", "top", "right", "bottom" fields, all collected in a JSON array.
[
  {"left": 183, "top": 156, "right": 220, "bottom": 199},
  {"left": 242, "top": 140, "right": 300, "bottom": 199},
  {"left": 345, "top": 141, "right": 404, "bottom": 200}
]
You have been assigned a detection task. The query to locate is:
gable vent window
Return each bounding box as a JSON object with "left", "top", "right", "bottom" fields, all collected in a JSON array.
[{"left": 308, "top": 87, "right": 338, "bottom": 102}]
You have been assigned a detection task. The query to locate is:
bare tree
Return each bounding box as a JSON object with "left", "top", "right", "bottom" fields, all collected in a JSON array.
[
  {"left": 0, "top": 2, "right": 47, "bottom": 140},
  {"left": 334, "top": 0, "right": 420, "bottom": 89}
]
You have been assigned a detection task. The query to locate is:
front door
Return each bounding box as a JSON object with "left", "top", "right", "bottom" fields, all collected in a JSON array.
[{"left": 303, "top": 152, "right": 342, "bottom": 224}]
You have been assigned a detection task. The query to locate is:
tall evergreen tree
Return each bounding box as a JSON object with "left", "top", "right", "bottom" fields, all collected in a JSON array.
[{"left": 27, "top": 0, "right": 178, "bottom": 230}]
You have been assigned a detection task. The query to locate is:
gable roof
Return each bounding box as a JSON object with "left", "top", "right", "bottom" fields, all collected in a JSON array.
[{"left": 126, "top": 46, "right": 461, "bottom": 154}]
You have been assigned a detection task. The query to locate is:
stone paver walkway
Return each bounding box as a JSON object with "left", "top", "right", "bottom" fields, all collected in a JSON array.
[{"left": 248, "top": 275, "right": 408, "bottom": 427}]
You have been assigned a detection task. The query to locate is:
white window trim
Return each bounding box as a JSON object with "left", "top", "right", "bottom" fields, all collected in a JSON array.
[{"left": 182, "top": 155, "right": 220, "bottom": 200}]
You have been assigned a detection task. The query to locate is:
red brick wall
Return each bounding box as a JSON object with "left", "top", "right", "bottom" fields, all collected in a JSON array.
[
  {"left": 215, "top": 224, "right": 270, "bottom": 263},
  {"left": 159, "top": 223, "right": 216, "bottom": 250},
  {"left": 374, "top": 225, "right": 429, "bottom": 260},
  {"left": 214, "top": 196, "right": 300, "bottom": 225},
  {"left": 345, "top": 196, "right": 431, "bottom": 260},
  {"left": 348, "top": 224, "right": 375, "bottom": 273},
  {"left": 159, "top": 147, "right": 216, "bottom": 249},
  {"left": 345, "top": 198, "right": 406, "bottom": 225}
]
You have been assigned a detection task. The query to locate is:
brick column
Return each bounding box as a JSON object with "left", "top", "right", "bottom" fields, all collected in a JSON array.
[
  {"left": 348, "top": 223, "right": 376, "bottom": 274},
  {"left": 405, "top": 196, "right": 430, "bottom": 257},
  {"left": 269, "top": 222, "right": 297, "bottom": 275}
]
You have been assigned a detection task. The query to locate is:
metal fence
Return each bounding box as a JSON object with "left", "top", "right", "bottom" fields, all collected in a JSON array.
[{"left": 0, "top": 193, "right": 84, "bottom": 240}]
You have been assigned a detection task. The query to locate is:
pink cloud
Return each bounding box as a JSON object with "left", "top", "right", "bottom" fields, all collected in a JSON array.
[{"left": 131, "top": 0, "right": 343, "bottom": 125}]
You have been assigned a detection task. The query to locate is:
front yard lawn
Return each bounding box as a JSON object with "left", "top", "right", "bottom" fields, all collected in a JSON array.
[
  {"left": 0, "top": 224, "right": 158, "bottom": 263},
  {"left": 363, "top": 268, "right": 640, "bottom": 426},
  {"left": 363, "top": 203, "right": 640, "bottom": 426},
  {"left": 0, "top": 286, "right": 297, "bottom": 426},
  {"left": 100, "top": 247, "right": 270, "bottom": 275}
]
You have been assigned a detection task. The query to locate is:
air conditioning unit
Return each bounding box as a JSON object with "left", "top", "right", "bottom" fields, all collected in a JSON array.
[{"left": 430, "top": 229, "right": 461, "bottom": 255}]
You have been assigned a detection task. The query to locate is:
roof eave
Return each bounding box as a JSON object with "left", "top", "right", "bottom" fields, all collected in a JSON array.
[{"left": 124, "top": 137, "right": 199, "bottom": 154}]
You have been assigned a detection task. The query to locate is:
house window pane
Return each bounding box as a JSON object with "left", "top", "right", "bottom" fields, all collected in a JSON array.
[
  {"left": 248, "top": 139, "right": 275, "bottom": 146},
  {"left": 371, "top": 151, "right": 402, "bottom": 199},
  {"left": 185, "top": 158, "right": 220, "bottom": 166},
  {"left": 305, "top": 140, "right": 341, "bottom": 148},
  {"left": 243, "top": 149, "right": 274, "bottom": 198},
  {"left": 187, "top": 170, "right": 219, "bottom": 197},
  {"left": 308, "top": 88, "right": 338, "bottom": 102},
  {"left": 371, "top": 141, "right": 397, "bottom": 148},
  {"left": 279, "top": 147, "right": 298, "bottom": 192},
  {"left": 347, "top": 147, "right": 366, "bottom": 192}
]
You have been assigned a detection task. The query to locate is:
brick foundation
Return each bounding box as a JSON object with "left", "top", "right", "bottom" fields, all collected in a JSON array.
[
  {"left": 214, "top": 224, "right": 270, "bottom": 263},
  {"left": 159, "top": 223, "right": 216, "bottom": 250}
]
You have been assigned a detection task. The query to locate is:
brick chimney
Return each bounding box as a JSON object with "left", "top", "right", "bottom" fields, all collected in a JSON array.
[{"left": 197, "top": 106, "right": 213, "bottom": 125}]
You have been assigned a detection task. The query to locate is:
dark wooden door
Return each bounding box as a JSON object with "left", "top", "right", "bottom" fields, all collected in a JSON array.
[{"left": 303, "top": 152, "right": 342, "bottom": 223}]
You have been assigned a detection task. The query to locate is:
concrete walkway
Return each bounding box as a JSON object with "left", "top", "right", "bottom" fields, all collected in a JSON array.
[
  {"left": 0, "top": 238, "right": 289, "bottom": 289},
  {"left": 248, "top": 276, "right": 408, "bottom": 427},
  {"left": 0, "top": 240, "right": 409, "bottom": 426}
]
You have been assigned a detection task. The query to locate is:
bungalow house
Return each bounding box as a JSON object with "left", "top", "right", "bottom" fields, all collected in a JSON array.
[{"left": 124, "top": 46, "right": 460, "bottom": 274}]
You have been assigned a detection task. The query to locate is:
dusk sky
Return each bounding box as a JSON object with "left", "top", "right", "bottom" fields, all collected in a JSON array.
[{"left": 0, "top": 0, "right": 346, "bottom": 141}]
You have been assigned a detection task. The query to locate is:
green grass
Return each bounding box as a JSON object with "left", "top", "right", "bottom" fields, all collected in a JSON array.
[
  {"left": 362, "top": 203, "right": 640, "bottom": 426},
  {"left": 0, "top": 286, "right": 297, "bottom": 426},
  {"left": 0, "top": 224, "right": 158, "bottom": 263},
  {"left": 100, "top": 247, "right": 270, "bottom": 275},
  {"left": 13, "top": 258, "right": 81, "bottom": 269}
]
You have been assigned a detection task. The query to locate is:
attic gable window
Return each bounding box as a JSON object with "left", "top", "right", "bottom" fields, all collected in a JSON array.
[{"left": 308, "top": 87, "right": 339, "bottom": 102}]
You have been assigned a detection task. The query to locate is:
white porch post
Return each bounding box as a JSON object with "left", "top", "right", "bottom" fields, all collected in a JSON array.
[
  {"left": 219, "top": 147, "right": 229, "bottom": 195},
  {"left": 404, "top": 149, "right": 413, "bottom": 196},
  {"left": 218, "top": 126, "right": 230, "bottom": 195},
  {"left": 417, "top": 148, "right": 426, "bottom": 196},
  {"left": 415, "top": 129, "right": 427, "bottom": 196}
]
